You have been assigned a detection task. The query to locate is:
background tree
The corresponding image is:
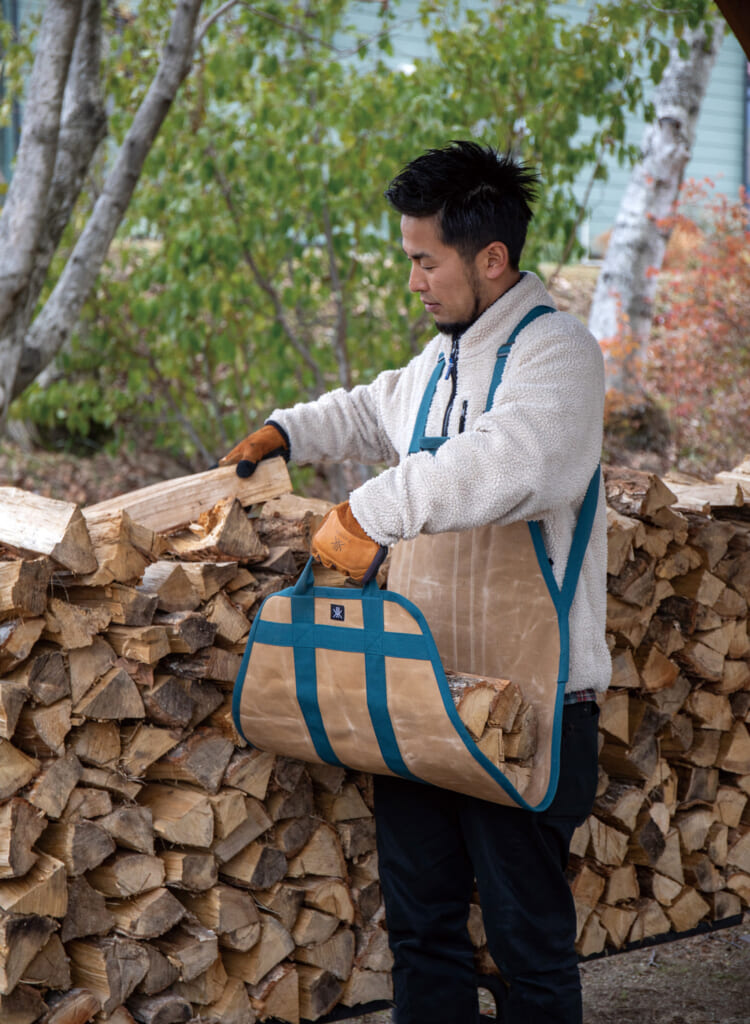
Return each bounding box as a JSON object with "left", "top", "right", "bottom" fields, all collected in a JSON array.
[
  {"left": 588, "top": 10, "right": 724, "bottom": 398},
  {"left": 0, "top": 0, "right": 724, "bottom": 488},
  {"left": 0, "top": 0, "right": 208, "bottom": 425}
]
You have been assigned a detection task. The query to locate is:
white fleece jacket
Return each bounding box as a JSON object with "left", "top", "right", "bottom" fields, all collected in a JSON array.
[{"left": 271, "top": 271, "right": 611, "bottom": 694}]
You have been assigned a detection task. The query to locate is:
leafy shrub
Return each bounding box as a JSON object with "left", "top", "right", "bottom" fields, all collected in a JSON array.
[{"left": 645, "top": 181, "right": 750, "bottom": 476}]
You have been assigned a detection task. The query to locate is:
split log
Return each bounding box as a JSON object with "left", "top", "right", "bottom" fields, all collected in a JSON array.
[
  {"left": 67, "top": 937, "right": 149, "bottom": 1016},
  {"left": 0, "top": 489, "right": 96, "bottom": 573},
  {"left": 83, "top": 458, "right": 292, "bottom": 533},
  {"left": 0, "top": 799, "right": 45, "bottom": 880},
  {"left": 107, "top": 888, "right": 186, "bottom": 940},
  {"left": 0, "top": 913, "right": 58, "bottom": 995},
  {"left": 138, "top": 785, "right": 214, "bottom": 848},
  {"left": 88, "top": 853, "right": 165, "bottom": 898},
  {"left": 222, "top": 913, "right": 295, "bottom": 986},
  {"left": 165, "top": 498, "right": 268, "bottom": 563},
  {"left": 152, "top": 920, "right": 219, "bottom": 983}
]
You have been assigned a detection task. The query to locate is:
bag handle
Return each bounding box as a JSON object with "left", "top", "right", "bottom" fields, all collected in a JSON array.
[{"left": 293, "top": 556, "right": 381, "bottom": 597}]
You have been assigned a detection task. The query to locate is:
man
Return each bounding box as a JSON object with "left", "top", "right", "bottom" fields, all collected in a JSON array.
[{"left": 222, "top": 141, "right": 609, "bottom": 1024}]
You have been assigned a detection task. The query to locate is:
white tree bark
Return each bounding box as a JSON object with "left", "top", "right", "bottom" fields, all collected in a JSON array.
[
  {"left": 0, "top": 0, "right": 207, "bottom": 421},
  {"left": 0, "top": 0, "right": 82, "bottom": 329},
  {"left": 588, "top": 17, "right": 724, "bottom": 396}
]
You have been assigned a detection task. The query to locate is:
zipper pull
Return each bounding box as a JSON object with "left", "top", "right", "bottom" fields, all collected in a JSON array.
[
  {"left": 444, "top": 355, "right": 454, "bottom": 380},
  {"left": 458, "top": 400, "right": 468, "bottom": 433}
]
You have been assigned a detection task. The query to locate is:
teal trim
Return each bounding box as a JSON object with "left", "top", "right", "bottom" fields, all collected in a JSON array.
[
  {"left": 253, "top": 618, "right": 431, "bottom": 659},
  {"left": 290, "top": 590, "right": 344, "bottom": 765},
  {"left": 362, "top": 595, "right": 420, "bottom": 781},
  {"left": 409, "top": 355, "right": 446, "bottom": 454},
  {"left": 484, "top": 305, "right": 555, "bottom": 413},
  {"left": 560, "top": 465, "right": 601, "bottom": 609}
]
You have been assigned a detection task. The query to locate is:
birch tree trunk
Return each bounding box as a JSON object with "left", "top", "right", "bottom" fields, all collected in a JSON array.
[
  {"left": 588, "top": 17, "right": 724, "bottom": 397},
  {"left": 0, "top": 0, "right": 206, "bottom": 424}
]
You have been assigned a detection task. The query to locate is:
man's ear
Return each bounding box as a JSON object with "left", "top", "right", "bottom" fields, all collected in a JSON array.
[{"left": 481, "top": 241, "right": 511, "bottom": 280}]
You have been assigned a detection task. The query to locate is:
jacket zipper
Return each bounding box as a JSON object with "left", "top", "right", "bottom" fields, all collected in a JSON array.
[
  {"left": 458, "top": 400, "right": 468, "bottom": 434},
  {"left": 441, "top": 337, "right": 460, "bottom": 436}
]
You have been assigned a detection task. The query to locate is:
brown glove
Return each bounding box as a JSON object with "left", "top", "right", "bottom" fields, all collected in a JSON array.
[
  {"left": 311, "top": 501, "right": 387, "bottom": 584},
  {"left": 219, "top": 423, "right": 288, "bottom": 478}
]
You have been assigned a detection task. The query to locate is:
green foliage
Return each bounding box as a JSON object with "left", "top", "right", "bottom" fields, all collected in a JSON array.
[{"left": 11, "top": 0, "right": 715, "bottom": 469}]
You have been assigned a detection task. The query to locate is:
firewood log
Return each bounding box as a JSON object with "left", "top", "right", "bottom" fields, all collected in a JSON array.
[
  {"left": 138, "top": 785, "right": 214, "bottom": 848},
  {"left": 201, "top": 976, "right": 254, "bottom": 1024},
  {"left": 220, "top": 842, "right": 287, "bottom": 891},
  {"left": 83, "top": 459, "right": 292, "bottom": 534},
  {"left": 296, "top": 964, "right": 342, "bottom": 1021},
  {"left": 223, "top": 913, "right": 294, "bottom": 987},
  {"left": 67, "top": 937, "right": 149, "bottom": 1015},
  {"left": 165, "top": 498, "right": 268, "bottom": 563},
  {"left": 152, "top": 920, "right": 218, "bottom": 983},
  {"left": 0, "top": 799, "right": 45, "bottom": 880},
  {"left": 107, "top": 888, "right": 186, "bottom": 940},
  {"left": 0, "top": 913, "right": 58, "bottom": 995},
  {"left": 179, "top": 884, "right": 260, "bottom": 951},
  {"left": 60, "top": 877, "right": 115, "bottom": 943},
  {"left": 41, "top": 988, "right": 101, "bottom": 1024},
  {"left": 125, "top": 991, "right": 192, "bottom": 1024},
  {"left": 144, "top": 727, "right": 233, "bottom": 794},
  {"left": 159, "top": 848, "right": 218, "bottom": 894},
  {"left": 173, "top": 956, "right": 227, "bottom": 1006},
  {"left": 0, "top": 852, "right": 67, "bottom": 918},
  {"left": 0, "top": 489, "right": 97, "bottom": 574},
  {"left": 210, "top": 797, "right": 272, "bottom": 864},
  {"left": 247, "top": 963, "right": 297, "bottom": 1024},
  {"left": 88, "top": 854, "right": 165, "bottom": 898}
]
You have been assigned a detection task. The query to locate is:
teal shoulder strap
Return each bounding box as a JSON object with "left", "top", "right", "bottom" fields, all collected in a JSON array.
[
  {"left": 484, "top": 304, "right": 555, "bottom": 412},
  {"left": 408, "top": 304, "right": 556, "bottom": 453}
]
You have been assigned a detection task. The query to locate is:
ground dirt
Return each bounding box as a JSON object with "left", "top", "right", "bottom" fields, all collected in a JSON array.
[{"left": 353, "top": 916, "right": 750, "bottom": 1023}]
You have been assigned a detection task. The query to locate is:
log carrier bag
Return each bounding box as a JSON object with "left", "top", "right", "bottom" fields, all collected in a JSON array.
[{"left": 233, "top": 305, "right": 600, "bottom": 809}]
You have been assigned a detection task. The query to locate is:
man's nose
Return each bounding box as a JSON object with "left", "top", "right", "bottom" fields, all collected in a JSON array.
[{"left": 409, "top": 263, "right": 426, "bottom": 293}]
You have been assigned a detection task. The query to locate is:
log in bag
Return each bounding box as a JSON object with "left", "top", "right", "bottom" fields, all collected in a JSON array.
[{"left": 232, "top": 551, "right": 572, "bottom": 810}]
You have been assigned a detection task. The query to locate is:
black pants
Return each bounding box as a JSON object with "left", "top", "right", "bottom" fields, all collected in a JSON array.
[{"left": 373, "top": 700, "right": 600, "bottom": 1024}]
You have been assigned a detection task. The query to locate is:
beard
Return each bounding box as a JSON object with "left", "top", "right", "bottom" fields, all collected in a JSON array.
[{"left": 432, "top": 264, "right": 484, "bottom": 338}]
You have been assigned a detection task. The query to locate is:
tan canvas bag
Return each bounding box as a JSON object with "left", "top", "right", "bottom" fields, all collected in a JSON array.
[{"left": 233, "top": 306, "right": 600, "bottom": 808}]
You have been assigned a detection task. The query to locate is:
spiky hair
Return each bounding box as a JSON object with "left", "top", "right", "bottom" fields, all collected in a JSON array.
[{"left": 384, "top": 141, "right": 539, "bottom": 268}]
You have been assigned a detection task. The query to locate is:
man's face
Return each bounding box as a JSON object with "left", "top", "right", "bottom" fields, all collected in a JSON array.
[{"left": 401, "top": 214, "right": 489, "bottom": 336}]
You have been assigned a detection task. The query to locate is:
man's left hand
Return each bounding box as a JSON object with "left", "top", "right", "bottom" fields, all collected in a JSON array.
[{"left": 311, "top": 501, "right": 387, "bottom": 584}]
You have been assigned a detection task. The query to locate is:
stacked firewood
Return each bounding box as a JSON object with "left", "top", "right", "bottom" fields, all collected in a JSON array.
[
  {"left": 564, "top": 465, "right": 750, "bottom": 958},
  {"left": 0, "top": 458, "right": 749, "bottom": 1023}
]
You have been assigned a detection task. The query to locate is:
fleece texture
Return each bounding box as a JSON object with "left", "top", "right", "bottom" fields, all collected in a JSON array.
[{"left": 270, "top": 271, "right": 610, "bottom": 694}]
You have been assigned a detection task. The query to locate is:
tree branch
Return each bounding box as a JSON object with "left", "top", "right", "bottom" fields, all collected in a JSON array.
[
  {"left": 12, "top": 0, "right": 206, "bottom": 405},
  {"left": 207, "top": 148, "right": 327, "bottom": 394},
  {"left": 20, "top": 0, "right": 107, "bottom": 335},
  {"left": 0, "top": 0, "right": 82, "bottom": 338}
]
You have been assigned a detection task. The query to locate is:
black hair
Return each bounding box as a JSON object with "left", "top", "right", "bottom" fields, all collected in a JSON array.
[{"left": 384, "top": 141, "right": 539, "bottom": 269}]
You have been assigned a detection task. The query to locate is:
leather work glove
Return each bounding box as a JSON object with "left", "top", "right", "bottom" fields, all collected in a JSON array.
[
  {"left": 219, "top": 423, "right": 288, "bottom": 478},
  {"left": 311, "top": 501, "right": 387, "bottom": 584}
]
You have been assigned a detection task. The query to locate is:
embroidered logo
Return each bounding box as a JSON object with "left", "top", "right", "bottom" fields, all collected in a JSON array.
[
  {"left": 330, "top": 604, "right": 345, "bottom": 622},
  {"left": 331, "top": 533, "right": 345, "bottom": 552}
]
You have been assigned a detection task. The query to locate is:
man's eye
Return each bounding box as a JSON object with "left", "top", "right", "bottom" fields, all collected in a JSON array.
[{"left": 421, "top": 265, "right": 435, "bottom": 271}]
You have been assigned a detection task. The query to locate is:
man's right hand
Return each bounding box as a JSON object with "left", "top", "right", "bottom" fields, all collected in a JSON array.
[{"left": 219, "top": 423, "right": 288, "bottom": 478}]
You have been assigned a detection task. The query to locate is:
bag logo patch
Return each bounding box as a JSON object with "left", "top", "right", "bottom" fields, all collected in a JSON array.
[{"left": 330, "top": 604, "right": 345, "bottom": 622}]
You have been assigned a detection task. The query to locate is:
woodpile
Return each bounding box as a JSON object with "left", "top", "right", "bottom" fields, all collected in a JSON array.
[{"left": 0, "top": 456, "right": 749, "bottom": 1022}]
